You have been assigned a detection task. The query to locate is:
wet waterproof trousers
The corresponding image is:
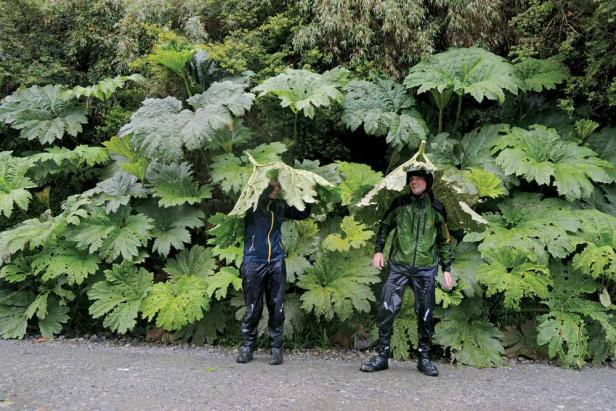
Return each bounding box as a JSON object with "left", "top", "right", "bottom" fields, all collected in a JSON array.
[
  {"left": 240, "top": 259, "right": 286, "bottom": 349},
  {"left": 376, "top": 262, "right": 437, "bottom": 356}
]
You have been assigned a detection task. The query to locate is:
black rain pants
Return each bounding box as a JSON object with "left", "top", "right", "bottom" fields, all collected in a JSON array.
[
  {"left": 376, "top": 261, "right": 437, "bottom": 357},
  {"left": 240, "top": 259, "right": 286, "bottom": 349}
]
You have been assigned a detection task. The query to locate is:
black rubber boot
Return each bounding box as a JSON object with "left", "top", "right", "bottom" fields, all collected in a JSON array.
[
  {"left": 417, "top": 357, "right": 438, "bottom": 376},
  {"left": 270, "top": 347, "right": 283, "bottom": 365},
  {"left": 360, "top": 349, "right": 389, "bottom": 372},
  {"left": 236, "top": 346, "right": 254, "bottom": 364}
]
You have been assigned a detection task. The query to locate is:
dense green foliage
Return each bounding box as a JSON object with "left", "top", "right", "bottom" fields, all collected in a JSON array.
[{"left": 1, "top": 0, "right": 615, "bottom": 369}]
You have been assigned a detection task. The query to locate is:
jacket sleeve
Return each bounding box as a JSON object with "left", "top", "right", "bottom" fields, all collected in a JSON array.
[
  {"left": 374, "top": 199, "right": 399, "bottom": 253},
  {"left": 284, "top": 203, "right": 311, "bottom": 220},
  {"left": 435, "top": 211, "right": 454, "bottom": 272}
]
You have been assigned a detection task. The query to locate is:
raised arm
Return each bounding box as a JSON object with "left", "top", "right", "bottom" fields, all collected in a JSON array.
[{"left": 284, "top": 203, "right": 311, "bottom": 220}]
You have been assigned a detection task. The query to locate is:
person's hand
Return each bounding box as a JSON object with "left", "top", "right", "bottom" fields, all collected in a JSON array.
[
  {"left": 372, "top": 252, "right": 385, "bottom": 270},
  {"left": 443, "top": 271, "right": 453, "bottom": 289}
]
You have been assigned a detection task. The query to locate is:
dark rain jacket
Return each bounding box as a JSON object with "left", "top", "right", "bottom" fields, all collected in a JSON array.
[
  {"left": 375, "top": 193, "right": 454, "bottom": 271},
  {"left": 243, "top": 199, "right": 310, "bottom": 263}
]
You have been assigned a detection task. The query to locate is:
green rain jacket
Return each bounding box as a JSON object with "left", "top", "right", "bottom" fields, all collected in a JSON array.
[{"left": 374, "top": 192, "right": 454, "bottom": 271}]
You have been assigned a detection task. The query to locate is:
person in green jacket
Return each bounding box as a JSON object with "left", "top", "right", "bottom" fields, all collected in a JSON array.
[{"left": 360, "top": 169, "right": 454, "bottom": 376}]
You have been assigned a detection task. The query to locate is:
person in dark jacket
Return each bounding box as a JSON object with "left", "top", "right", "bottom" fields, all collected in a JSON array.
[
  {"left": 360, "top": 169, "right": 454, "bottom": 376},
  {"left": 236, "top": 180, "right": 311, "bottom": 365}
]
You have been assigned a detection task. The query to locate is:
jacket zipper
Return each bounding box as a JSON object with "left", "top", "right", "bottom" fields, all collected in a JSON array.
[
  {"left": 248, "top": 235, "right": 255, "bottom": 252},
  {"left": 267, "top": 201, "right": 274, "bottom": 262},
  {"left": 411, "top": 200, "right": 423, "bottom": 267}
]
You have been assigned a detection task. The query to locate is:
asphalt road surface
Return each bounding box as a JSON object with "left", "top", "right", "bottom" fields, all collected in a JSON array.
[{"left": 1, "top": 339, "right": 614, "bottom": 410}]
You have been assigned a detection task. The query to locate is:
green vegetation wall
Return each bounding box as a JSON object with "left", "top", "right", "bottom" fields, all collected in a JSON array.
[{"left": 1, "top": 0, "right": 615, "bottom": 368}]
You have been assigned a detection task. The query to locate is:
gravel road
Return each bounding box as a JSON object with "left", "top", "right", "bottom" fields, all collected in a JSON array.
[{"left": 0, "top": 339, "right": 614, "bottom": 410}]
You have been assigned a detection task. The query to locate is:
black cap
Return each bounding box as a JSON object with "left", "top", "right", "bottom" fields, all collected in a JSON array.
[{"left": 406, "top": 169, "right": 434, "bottom": 189}]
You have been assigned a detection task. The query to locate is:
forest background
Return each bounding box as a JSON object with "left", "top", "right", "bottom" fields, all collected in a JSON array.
[{"left": 1, "top": 0, "right": 615, "bottom": 369}]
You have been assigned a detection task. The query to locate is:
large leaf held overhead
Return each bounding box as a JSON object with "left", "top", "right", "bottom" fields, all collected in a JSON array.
[
  {"left": 357, "top": 141, "right": 438, "bottom": 207},
  {"left": 228, "top": 154, "right": 333, "bottom": 217},
  {"left": 357, "top": 141, "right": 487, "bottom": 230},
  {"left": 209, "top": 142, "right": 287, "bottom": 194}
]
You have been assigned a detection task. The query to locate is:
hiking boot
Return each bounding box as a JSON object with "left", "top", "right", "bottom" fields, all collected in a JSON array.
[
  {"left": 360, "top": 349, "right": 389, "bottom": 372},
  {"left": 236, "top": 346, "right": 254, "bottom": 363},
  {"left": 417, "top": 358, "right": 439, "bottom": 376},
  {"left": 270, "top": 347, "right": 283, "bottom": 365}
]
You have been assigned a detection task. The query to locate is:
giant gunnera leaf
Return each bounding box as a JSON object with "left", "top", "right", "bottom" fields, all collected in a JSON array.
[
  {"left": 434, "top": 299, "right": 504, "bottom": 367},
  {"left": 0, "top": 152, "right": 36, "bottom": 218},
  {"left": 404, "top": 47, "right": 522, "bottom": 104},
  {"left": 228, "top": 153, "right": 333, "bottom": 217},
  {"left": 0, "top": 85, "right": 88, "bottom": 145},
  {"left": 492, "top": 125, "right": 616, "bottom": 201},
  {"left": 297, "top": 248, "right": 380, "bottom": 321},
  {"left": 253, "top": 68, "right": 349, "bottom": 119},
  {"left": 88, "top": 262, "right": 153, "bottom": 334},
  {"left": 342, "top": 78, "right": 428, "bottom": 150}
]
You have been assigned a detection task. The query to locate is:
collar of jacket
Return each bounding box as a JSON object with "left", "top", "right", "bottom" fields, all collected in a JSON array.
[
  {"left": 408, "top": 191, "right": 428, "bottom": 201},
  {"left": 257, "top": 195, "right": 276, "bottom": 208}
]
